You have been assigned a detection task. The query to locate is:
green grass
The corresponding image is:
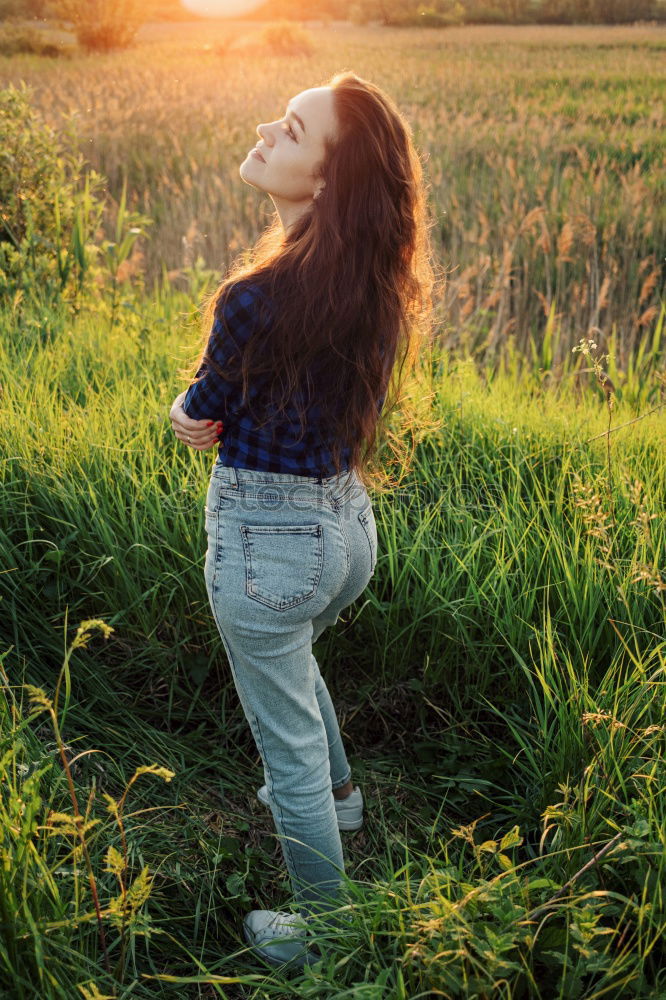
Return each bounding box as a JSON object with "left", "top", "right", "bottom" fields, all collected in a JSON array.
[
  {"left": 1, "top": 20, "right": 665, "bottom": 999},
  {"left": 1, "top": 276, "right": 665, "bottom": 996}
]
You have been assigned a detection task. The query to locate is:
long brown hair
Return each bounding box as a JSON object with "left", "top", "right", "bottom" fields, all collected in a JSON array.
[{"left": 185, "top": 70, "right": 439, "bottom": 494}]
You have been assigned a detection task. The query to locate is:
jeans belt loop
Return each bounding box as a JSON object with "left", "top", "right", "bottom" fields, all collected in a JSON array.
[{"left": 229, "top": 466, "right": 239, "bottom": 489}]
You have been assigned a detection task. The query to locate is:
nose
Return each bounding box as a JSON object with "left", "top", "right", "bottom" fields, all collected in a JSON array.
[{"left": 256, "top": 122, "right": 272, "bottom": 145}]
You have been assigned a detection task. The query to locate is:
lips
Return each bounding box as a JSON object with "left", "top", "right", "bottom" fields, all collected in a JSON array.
[{"left": 252, "top": 147, "right": 266, "bottom": 162}]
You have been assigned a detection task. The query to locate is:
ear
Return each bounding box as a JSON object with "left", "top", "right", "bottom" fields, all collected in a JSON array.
[{"left": 314, "top": 181, "right": 325, "bottom": 200}]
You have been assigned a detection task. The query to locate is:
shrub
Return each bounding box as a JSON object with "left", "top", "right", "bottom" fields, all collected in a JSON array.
[
  {"left": 0, "top": 82, "right": 107, "bottom": 309},
  {"left": 387, "top": 1, "right": 466, "bottom": 26},
  {"left": 0, "top": 23, "right": 64, "bottom": 55},
  {"left": 0, "top": 0, "right": 21, "bottom": 18},
  {"left": 0, "top": 0, "right": 49, "bottom": 15},
  {"left": 259, "top": 20, "right": 315, "bottom": 56},
  {"left": 0, "top": 83, "right": 153, "bottom": 320},
  {"left": 49, "top": 0, "right": 157, "bottom": 52},
  {"left": 416, "top": 3, "right": 466, "bottom": 24}
]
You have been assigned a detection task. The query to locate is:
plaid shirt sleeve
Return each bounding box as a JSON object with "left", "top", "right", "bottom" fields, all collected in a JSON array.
[{"left": 182, "top": 282, "right": 260, "bottom": 423}]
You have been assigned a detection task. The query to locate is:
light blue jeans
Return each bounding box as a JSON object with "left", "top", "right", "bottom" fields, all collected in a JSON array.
[{"left": 203, "top": 459, "right": 378, "bottom": 926}]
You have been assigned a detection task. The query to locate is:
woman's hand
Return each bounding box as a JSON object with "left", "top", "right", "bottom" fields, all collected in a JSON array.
[{"left": 169, "top": 391, "right": 223, "bottom": 451}]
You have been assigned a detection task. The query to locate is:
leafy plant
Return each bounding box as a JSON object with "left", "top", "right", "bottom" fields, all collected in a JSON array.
[
  {"left": 0, "top": 82, "right": 107, "bottom": 314},
  {"left": 0, "top": 618, "right": 177, "bottom": 992}
]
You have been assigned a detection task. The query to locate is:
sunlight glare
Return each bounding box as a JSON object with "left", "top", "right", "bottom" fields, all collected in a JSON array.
[{"left": 181, "top": 0, "right": 265, "bottom": 15}]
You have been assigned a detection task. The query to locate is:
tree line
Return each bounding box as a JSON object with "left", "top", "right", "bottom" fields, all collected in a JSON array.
[{"left": 1, "top": 0, "right": 663, "bottom": 31}]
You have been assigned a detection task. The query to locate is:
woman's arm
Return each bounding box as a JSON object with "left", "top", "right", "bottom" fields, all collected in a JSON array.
[{"left": 178, "top": 280, "right": 260, "bottom": 424}]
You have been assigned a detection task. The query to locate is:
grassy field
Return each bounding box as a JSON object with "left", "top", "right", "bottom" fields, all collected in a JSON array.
[
  {"left": 1, "top": 20, "right": 664, "bottom": 362},
  {"left": 1, "top": 21, "right": 665, "bottom": 999}
]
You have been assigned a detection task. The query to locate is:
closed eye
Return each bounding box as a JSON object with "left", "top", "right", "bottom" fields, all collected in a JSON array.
[{"left": 282, "top": 121, "right": 297, "bottom": 141}]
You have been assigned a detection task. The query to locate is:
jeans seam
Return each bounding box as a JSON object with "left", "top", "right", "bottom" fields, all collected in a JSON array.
[
  {"left": 212, "top": 630, "right": 301, "bottom": 888},
  {"left": 331, "top": 500, "right": 351, "bottom": 583},
  {"left": 357, "top": 510, "right": 377, "bottom": 574},
  {"left": 248, "top": 710, "right": 300, "bottom": 886},
  {"left": 205, "top": 514, "right": 300, "bottom": 887}
]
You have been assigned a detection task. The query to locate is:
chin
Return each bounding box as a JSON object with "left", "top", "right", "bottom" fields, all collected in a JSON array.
[
  {"left": 240, "top": 172, "right": 266, "bottom": 194},
  {"left": 241, "top": 158, "right": 263, "bottom": 176}
]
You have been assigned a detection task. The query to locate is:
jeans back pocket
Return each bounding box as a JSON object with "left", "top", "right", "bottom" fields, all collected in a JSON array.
[{"left": 240, "top": 523, "right": 324, "bottom": 611}]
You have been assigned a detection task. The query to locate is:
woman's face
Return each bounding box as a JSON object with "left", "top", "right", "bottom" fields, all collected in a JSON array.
[{"left": 240, "top": 86, "right": 338, "bottom": 226}]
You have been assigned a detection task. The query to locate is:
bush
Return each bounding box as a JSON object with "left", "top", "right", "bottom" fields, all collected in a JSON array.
[
  {"left": 544, "top": 0, "right": 655, "bottom": 21},
  {"left": 0, "top": 83, "right": 153, "bottom": 320},
  {"left": 259, "top": 20, "right": 315, "bottom": 56},
  {"left": 0, "top": 23, "right": 65, "bottom": 55},
  {"left": 462, "top": 1, "right": 514, "bottom": 22},
  {"left": 0, "top": 82, "right": 107, "bottom": 308},
  {"left": 49, "top": 0, "right": 157, "bottom": 52},
  {"left": 0, "top": 0, "right": 49, "bottom": 16},
  {"left": 0, "top": 0, "right": 21, "bottom": 18},
  {"left": 386, "top": 1, "right": 466, "bottom": 26},
  {"left": 416, "top": 2, "right": 466, "bottom": 24}
]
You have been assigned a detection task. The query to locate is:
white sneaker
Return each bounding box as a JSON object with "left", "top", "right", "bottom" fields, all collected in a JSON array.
[
  {"left": 256, "top": 784, "right": 364, "bottom": 831},
  {"left": 242, "top": 909, "right": 321, "bottom": 969}
]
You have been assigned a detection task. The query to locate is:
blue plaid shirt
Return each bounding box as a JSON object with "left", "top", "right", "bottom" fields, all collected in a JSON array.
[{"left": 182, "top": 279, "right": 387, "bottom": 478}]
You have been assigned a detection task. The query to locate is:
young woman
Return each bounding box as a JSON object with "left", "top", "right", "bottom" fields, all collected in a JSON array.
[{"left": 169, "top": 71, "right": 435, "bottom": 970}]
